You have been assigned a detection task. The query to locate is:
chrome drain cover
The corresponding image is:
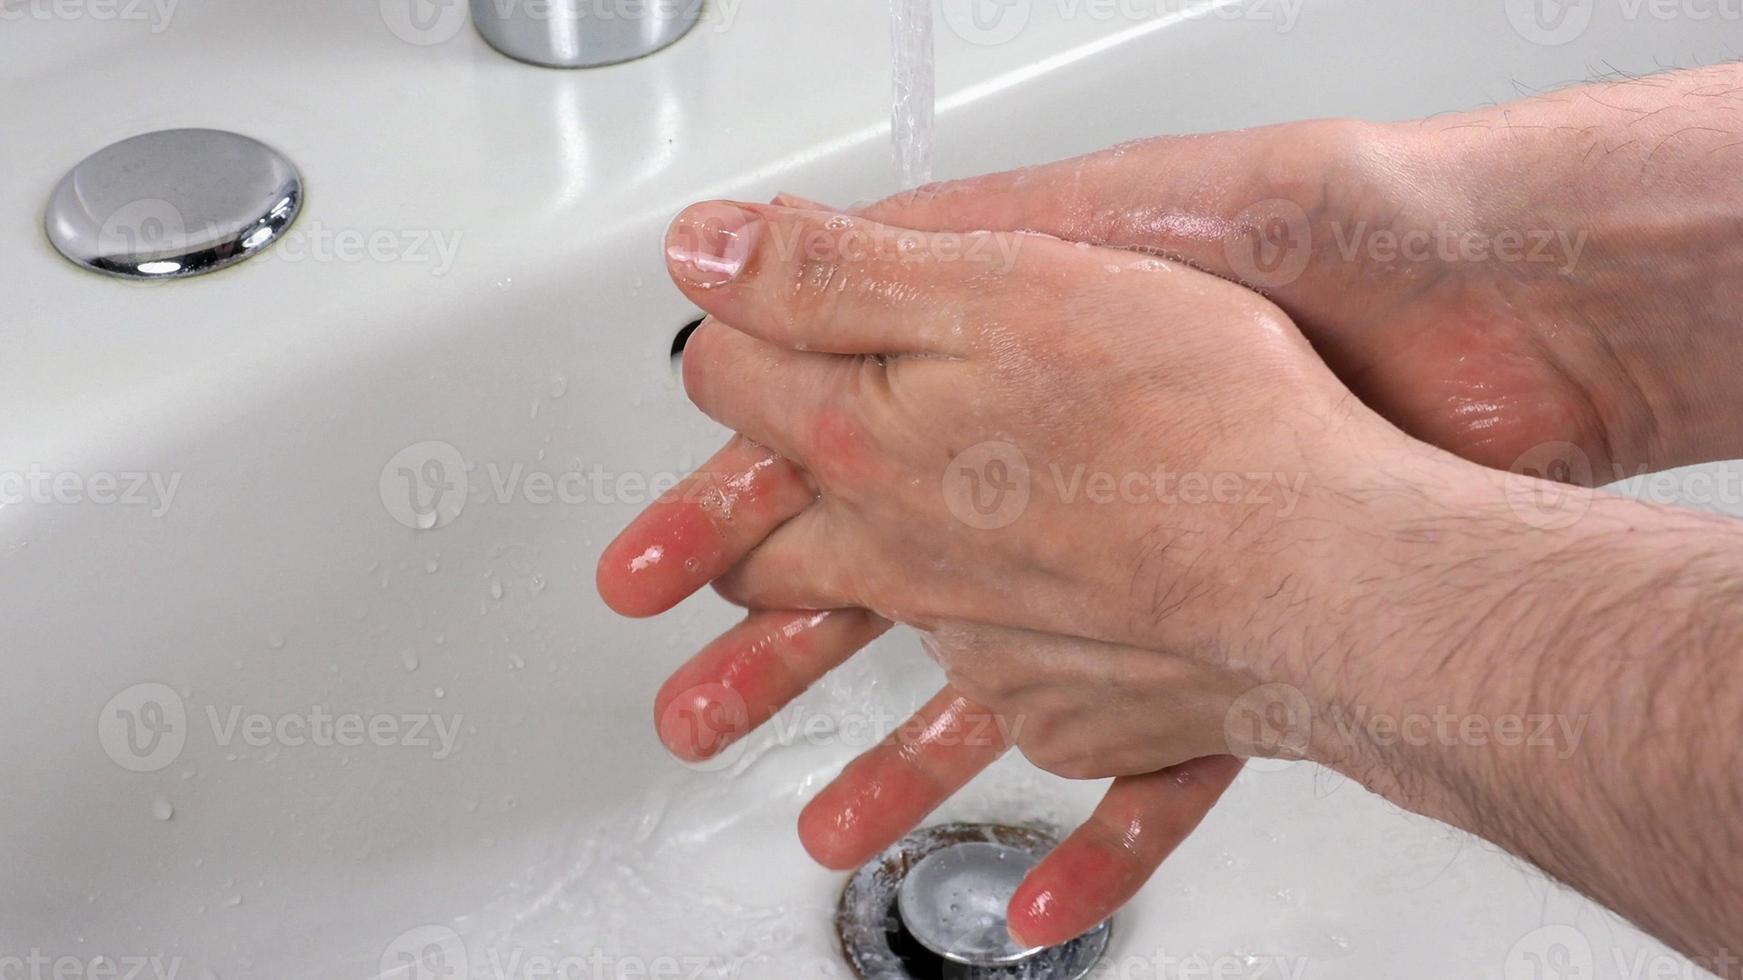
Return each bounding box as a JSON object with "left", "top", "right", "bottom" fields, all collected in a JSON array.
[
  {"left": 899, "top": 842, "right": 1046, "bottom": 966},
  {"left": 837, "top": 823, "right": 1112, "bottom": 980},
  {"left": 46, "top": 129, "right": 302, "bottom": 280}
]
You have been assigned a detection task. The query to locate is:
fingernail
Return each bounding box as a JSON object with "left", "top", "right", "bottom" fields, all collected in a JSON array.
[{"left": 666, "top": 202, "right": 762, "bottom": 288}]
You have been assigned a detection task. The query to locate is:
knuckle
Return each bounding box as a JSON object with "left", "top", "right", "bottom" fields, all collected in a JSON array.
[
  {"left": 798, "top": 402, "right": 877, "bottom": 487},
  {"left": 1021, "top": 743, "right": 1100, "bottom": 781},
  {"left": 786, "top": 229, "right": 852, "bottom": 331},
  {"left": 680, "top": 319, "right": 733, "bottom": 404}
]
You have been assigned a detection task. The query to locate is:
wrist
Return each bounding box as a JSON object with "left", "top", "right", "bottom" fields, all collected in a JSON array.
[
  {"left": 1291, "top": 445, "right": 1739, "bottom": 823},
  {"left": 1378, "top": 72, "right": 1743, "bottom": 473},
  {"left": 1252, "top": 444, "right": 1570, "bottom": 784}
]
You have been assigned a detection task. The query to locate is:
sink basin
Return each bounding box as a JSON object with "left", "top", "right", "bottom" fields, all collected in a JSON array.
[{"left": 3, "top": 1, "right": 1737, "bottom": 977}]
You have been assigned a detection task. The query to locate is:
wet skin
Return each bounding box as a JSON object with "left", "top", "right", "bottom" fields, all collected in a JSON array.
[
  {"left": 603, "top": 432, "right": 1243, "bottom": 946},
  {"left": 595, "top": 189, "right": 1449, "bottom": 947},
  {"left": 600, "top": 70, "right": 1743, "bottom": 953}
]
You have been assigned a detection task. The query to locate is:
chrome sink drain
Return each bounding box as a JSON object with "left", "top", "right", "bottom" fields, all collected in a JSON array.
[{"left": 836, "top": 823, "right": 1112, "bottom": 979}]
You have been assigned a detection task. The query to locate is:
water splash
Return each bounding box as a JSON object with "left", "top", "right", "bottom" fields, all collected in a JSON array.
[{"left": 890, "top": 0, "right": 936, "bottom": 189}]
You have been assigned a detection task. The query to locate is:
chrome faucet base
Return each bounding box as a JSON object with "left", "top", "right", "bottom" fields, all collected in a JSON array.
[{"left": 470, "top": 0, "right": 703, "bottom": 68}]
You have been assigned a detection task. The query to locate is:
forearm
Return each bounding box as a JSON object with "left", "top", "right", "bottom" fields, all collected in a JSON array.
[
  {"left": 1299, "top": 457, "right": 1743, "bottom": 968},
  {"left": 1385, "top": 62, "right": 1743, "bottom": 472}
]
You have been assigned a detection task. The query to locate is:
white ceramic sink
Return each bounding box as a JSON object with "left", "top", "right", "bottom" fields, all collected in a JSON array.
[{"left": 3, "top": 2, "right": 1739, "bottom": 978}]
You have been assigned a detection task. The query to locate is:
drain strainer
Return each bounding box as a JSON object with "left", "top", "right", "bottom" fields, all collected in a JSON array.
[{"left": 836, "top": 823, "right": 1112, "bottom": 979}]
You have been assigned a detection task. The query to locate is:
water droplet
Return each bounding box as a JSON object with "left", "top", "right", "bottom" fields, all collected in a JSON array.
[
  {"left": 550, "top": 376, "right": 569, "bottom": 399},
  {"left": 489, "top": 578, "right": 504, "bottom": 601},
  {"left": 401, "top": 652, "right": 421, "bottom": 673},
  {"left": 152, "top": 798, "right": 174, "bottom": 821},
  {"left": 434, "top": 687, "right": 447, "bottom": 699},
  {"left": 426, "top": 557, "right": 442, "bottom": 574},
  {"left": 267, "top": 632, "right": 285, "bottom": 650}
]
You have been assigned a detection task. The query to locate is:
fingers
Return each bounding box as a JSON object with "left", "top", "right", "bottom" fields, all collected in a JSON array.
[
  {"left": 596, "top": 436, "right": 815, "bottom": 617},
  {"left": 771, "top": 192, "right": 832, "bottom": 211},
  {"left": 654, "top": 608, "right": 891, "bottom": 762},
  {"left": 664, "top": 201, "right": 1014, "bottom": 357},
  {"left": 799, "top": 686, "right": 1013, "bottom": 870},
  {"left": 849, "top": 132, "right": 1296, "bottom": 284},
  {"left": 1008, "top": 755, "right": 1243, "bottom": 948},
  {"left": 679, "top": 317, "right": 875, "bottom": 469},
  {"left": 711, "top": 507, "right": 854, "bottom": 612}
]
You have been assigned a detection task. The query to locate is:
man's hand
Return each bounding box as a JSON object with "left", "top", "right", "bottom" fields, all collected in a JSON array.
[
  {"left": 599, "top": 199, "right": 1463, "bottom": 945},
  {"left": 850, "top": 64, "right": 1743, "bottom": 480},
  {"left": 599, "top": 65, "right": 1743, "bottom": 966}
]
